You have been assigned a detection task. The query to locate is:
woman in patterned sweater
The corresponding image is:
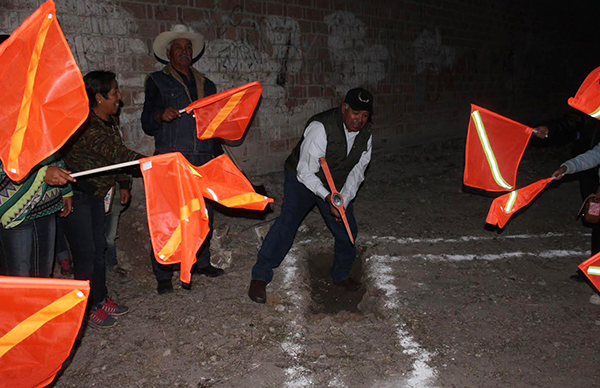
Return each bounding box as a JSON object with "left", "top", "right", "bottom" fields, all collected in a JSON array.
[{"left": 0, "top": 155, "right": 74, "bottom": 277}]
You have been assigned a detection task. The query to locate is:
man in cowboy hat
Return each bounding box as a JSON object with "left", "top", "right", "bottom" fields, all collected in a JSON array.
[
  {"left": 248, "top": 87, "right": 374, "bottom": 304},
  {"left": 142, "top": 24, "right": 225, "bottom": 294}
]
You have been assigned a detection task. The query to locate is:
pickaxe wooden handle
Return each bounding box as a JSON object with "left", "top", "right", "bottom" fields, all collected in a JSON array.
[{"left": 319, "top": 157, "right": 354, "bottom": 244}]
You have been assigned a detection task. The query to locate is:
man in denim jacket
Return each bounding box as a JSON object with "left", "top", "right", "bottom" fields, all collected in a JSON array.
[{"left": 142, "top": 24, "right": 224, "bottom": 294}]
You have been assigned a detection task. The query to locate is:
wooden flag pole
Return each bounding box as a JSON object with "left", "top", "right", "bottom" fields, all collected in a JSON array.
[{"left": 70, "top": 160, "right": 140, "bottom": 178}]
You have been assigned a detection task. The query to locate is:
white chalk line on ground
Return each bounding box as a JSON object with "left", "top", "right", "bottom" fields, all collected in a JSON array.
[
  {"left": 367, "top": 254, "right": 438, "bottom": 388},
  {"left": 364, "top": 247, "right": 588, "bottom": 387},
  {"left": 280, "top": 246, "right": 314, "bottom": 388},
  {"left": 369, "top": 249, "right": 587, "bottom": 263},
  {"left": 279, "top": 240, "right": 350, "bottom": 388},
  {"left": 367, "top": 231, "right": 589, "bottom": 246},
  {"left": 365, "top": 246, "right": 589, "bottom": 387}
]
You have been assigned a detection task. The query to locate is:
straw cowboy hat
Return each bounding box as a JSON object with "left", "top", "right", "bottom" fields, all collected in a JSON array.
[{"left": 153, "top": 24, "right": 205, "bottom": 63}]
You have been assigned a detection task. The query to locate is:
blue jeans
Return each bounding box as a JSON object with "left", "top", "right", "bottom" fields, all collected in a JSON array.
[
  {"left": 63, "top": 191, "right": 107, "bottom": 307},
  {"left": 252, "top": 171, "right": 358, "bottom": 284},
  {"left": 0, "top": 214, "right": 56, "bottom": 277},
  {"left": 55, "top": 217, "right": 70, "bottom": 264}
]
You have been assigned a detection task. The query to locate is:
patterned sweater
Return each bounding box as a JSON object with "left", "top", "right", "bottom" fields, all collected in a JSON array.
[
  {"left": 63, "top": 111, "right": 143, "bottom": 199},
  {"left": 0, "top": 155, "right": 72, "bottom": 229}
]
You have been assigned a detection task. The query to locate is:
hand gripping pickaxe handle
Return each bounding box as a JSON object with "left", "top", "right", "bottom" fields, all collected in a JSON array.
[{"left": 319, "top": 157, "right": 355, "bottom": 245}]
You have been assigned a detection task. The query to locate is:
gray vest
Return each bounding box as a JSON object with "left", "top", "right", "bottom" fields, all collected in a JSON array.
[{"left": 285, "top": 107, "right": 372, "bottom": 190}]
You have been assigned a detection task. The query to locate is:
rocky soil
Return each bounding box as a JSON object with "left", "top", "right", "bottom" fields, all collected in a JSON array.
[{"left": 51, "top": 139, "right": 600, "bottom": 388}]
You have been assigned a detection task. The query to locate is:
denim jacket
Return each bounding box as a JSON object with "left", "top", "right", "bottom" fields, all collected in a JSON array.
[{"left": 141, "top": 64, "right": 222, "bottom": 158}]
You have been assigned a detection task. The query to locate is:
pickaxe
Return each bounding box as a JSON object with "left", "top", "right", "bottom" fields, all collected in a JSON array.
[{"left": 319, "top": 157, "right": 354, "bottom": 244}]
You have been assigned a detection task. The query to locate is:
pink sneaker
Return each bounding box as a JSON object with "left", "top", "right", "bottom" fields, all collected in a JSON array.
[
  {"left": 101, "top": 297, "right": 129, "bottom": 317},
  {"left": 88, "top": 306, "right": 117, "bottom": 328}
]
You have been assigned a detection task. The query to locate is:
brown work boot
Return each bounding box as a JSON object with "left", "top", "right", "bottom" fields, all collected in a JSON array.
[{"left": 248, "top": 279, "right": 267, "bottom": 304}]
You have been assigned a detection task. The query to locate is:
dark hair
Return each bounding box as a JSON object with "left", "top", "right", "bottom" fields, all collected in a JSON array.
[{"left": 83, "top": 70, "right": 116, "bottom": 108}]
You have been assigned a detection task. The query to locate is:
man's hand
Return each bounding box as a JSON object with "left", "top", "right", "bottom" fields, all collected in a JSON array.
[
  {"left": 156, "top": 107, "right": 181, "bottom": 123},
  {"left": 44, "top": 166, "right": 75, "bottom": 186},
  {"left": 325, "top": 194, "right": 342, "bottom": 222},
  {"left": 552, "top": 165, "right": 567, "bottom": 180},
  {"left": 60, "top": 196, "right": 73, "bottom": 217},
  {"left": 119, "top": 188, "right": 131, "bottom": 205},
  {"left": 533, "top": 126, "right": 549, "bottom": 139}
]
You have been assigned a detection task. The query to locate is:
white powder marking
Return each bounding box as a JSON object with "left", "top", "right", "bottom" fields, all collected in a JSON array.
[
  {"left": 367, "top": 232, "right": 588, "bottom": 246},
  {"left": 369, "top": 255, "right": 439, "bottom": 388},
  {"left": 281, "top": 248, "right": 314, "bottom": 388}
]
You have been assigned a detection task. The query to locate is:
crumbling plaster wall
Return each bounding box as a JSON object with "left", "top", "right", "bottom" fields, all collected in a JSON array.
[{"left": 1, "top": 0, "right": 596, "bottom": 174}]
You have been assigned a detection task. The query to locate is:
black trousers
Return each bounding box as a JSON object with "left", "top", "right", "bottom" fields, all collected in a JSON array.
[{"left": 578, "top": 168, "right": 600, "bottom": 255}]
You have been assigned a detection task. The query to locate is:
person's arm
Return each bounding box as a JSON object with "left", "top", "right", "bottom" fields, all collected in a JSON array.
[
  {"left": 535, "top": 111, "right": 583, "bottom": 143},
  {"left": 557, "top": 142, "right": 600, "bottom": 177},
  {"left": 296, "top": 121, "right": 330, "bottom": 200},
  {"left": 340, "top": 135, "right": 372, "bottom": 206},
  {"left": 141, "top": 76, "right": 171, "bottom": 136}
]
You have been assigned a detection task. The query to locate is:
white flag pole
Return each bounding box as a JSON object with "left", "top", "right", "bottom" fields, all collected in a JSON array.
[{"left": 70, "top": 160, "right": 141, "bottom": 178}]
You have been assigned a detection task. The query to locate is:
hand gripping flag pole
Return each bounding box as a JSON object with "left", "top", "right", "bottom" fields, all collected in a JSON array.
[{"left": 319, "top": 157, "right": 354, "bottom": 245}]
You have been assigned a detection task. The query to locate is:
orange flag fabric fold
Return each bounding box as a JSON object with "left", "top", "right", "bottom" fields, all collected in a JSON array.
[
  {"left": 579, "top": 252, "right": 600, "bottom": 294},
  {"left": 485, "top": 178, "right": 552, "bottom": 228},
  {"left": 0, "top": 276, "right": 89, "bottom": 388},
  {"left": 140, "top": 153, "right": 210, "bottom": 285},
  {"left": 140, "top": 152, "right": 273, "bottom": 285},
  {"left": 195, "top": 154, "right": 273, "bottom": 211},
  {"left": 464, "top": 104, "right": 532, "bottom": 192},
  {"left": 182, "top": 81, "right": 262, "bottom": 141},
  {"left": 568, "top": 66, "right": 600, "bottom": 120},
  {"left": 0, "top": 0, "right": 88, "bottom": 181}
]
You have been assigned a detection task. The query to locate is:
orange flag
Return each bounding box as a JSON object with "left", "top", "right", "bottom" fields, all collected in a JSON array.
[
  {"left": 140, "top": 152, "right": 272, "bottom": 285},
  {"left": 485, "top": 178, "right": 552, "bottom": 228},
  {"left": 0, "top": 276, "right": 89, "bottom": 388},
  {"left": 464, "top": 104, "right": 533, "bottom": 192},
  {"left": 568, "top": 66, "right": 600, "bottom": 120},
  {"left": 196, "top": 154, "right": 273, "bottom": 211},
  {"left": 0, "top": 0, "right": 88, "bottom": 181},
  {"left": 579, "top": 252, "right": 600, "bottom": 293},
  {"left": 182, "top": 81, "right": 262, "bottom": 141}
]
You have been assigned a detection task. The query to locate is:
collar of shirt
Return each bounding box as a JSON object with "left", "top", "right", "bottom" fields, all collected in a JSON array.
[{"left": 343, "top": 123, "right": 360, "bottom": 155}]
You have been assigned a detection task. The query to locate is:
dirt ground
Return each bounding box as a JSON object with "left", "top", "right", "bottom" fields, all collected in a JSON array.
[{"left": 50, "top": 139, "right": 600, "bottom": 388}]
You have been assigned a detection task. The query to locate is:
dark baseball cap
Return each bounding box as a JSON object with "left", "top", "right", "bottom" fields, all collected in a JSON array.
[{"left": 344, "top": 87, "right": 373, "bottom": 113}]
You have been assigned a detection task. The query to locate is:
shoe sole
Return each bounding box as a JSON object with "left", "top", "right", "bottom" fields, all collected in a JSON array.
[
  {"left": 88, "top": 319, "right": 117, "bottom": 329},
  {"left": 248, "top": 293, "right": 266, "bottom": 304},
  {"left": 104, "top": 310, "right": 129, "bottom": 317}
]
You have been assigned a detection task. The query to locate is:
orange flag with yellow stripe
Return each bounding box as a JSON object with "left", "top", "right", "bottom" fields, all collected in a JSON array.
[
  {"left": 578, "top": 252, "right": 600, "bottom": 294},
  {"left": 182, "top": 81, "right": 262, "bottom": 141},
  {"left": 568, "top": 66, "right": 600, "bottom": 120},
  {"left": 140, "top": 152, "right": 272, "bottom": 285},
  {"left": 464, "top": 105, "right": 533, "bottom": 192},
  {"left": 485, "top": 178, "right": 552, "bottom": 228},
  {"left": 0, "top": 276, "right": 89, "bottom": 388},
  {"left": 0, "top": 0, "right": 88, "bottom": 181},
  {"left": 196, "top": 153, "right": 274, "bottom": 211}
]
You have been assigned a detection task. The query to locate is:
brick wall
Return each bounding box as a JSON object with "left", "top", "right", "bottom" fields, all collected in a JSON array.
[{"left": 1, "top": 0, "right": 596, "bottom": 174}]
